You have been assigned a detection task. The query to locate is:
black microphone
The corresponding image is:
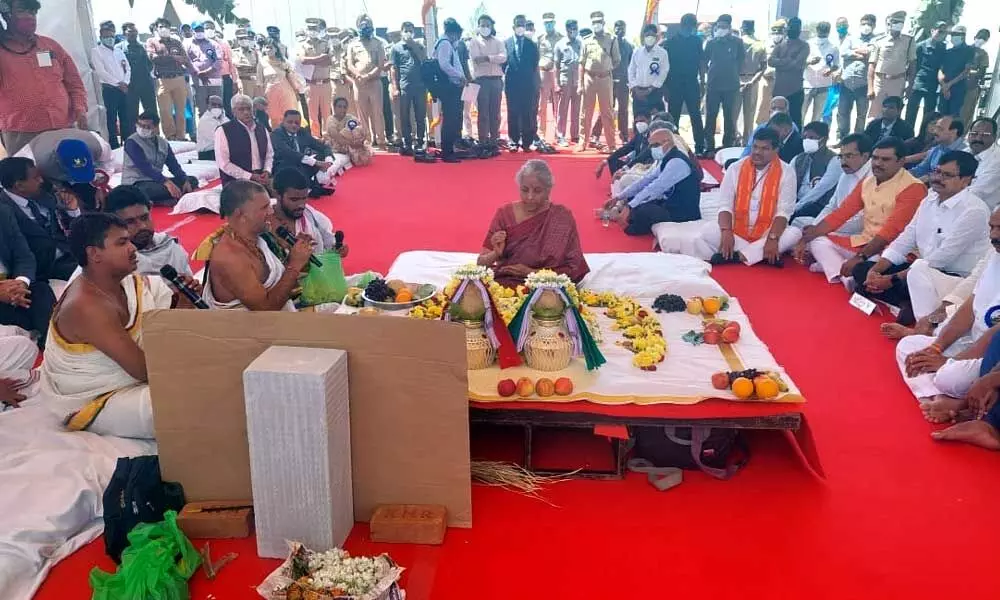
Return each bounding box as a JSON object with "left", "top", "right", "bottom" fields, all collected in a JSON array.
[
  {"left": 159, "top": 265, "right": 209, "bottom": 309},
  {"left": 275, "top": 225, "right": 323, "bottom": 267},
  {"left": 334, "top": 230, "right": 344, "bottom": 250}
]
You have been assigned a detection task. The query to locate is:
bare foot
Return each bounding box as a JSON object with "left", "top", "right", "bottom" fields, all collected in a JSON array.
[
  {"left": 931, "top": 419, "right": 1000, "bottom": 450},
  {"left": 881, "top": 322, "right": 913, "bottom": 340},
  {"left": 919, "top": 395, "right": 967, "bottom": 423}
]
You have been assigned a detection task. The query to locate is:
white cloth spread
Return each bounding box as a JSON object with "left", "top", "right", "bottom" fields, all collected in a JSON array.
[{"left": 203, "top": 236, "right": 297, "bottom": 311}]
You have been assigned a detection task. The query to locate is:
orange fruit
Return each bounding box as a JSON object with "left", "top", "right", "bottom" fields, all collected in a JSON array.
[
  {"left": 395, "top": 288, "right": 414, "bottom": 303},
  {"left": 702, "top": 297, "right": 721, "bottom": 315},
  {"left": 536, "top": 378, "right": 555, "bottom": 397},
  {"left": 731, "top": 377, "right": 754, "bottom": 399},
  {"left": 754, "top": 376, "right": 779, "bottom": 399}
]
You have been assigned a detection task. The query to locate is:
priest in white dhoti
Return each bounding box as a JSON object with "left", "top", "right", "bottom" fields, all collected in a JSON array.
[
  {"left": 40, "top": 213, "right": 203, "bottom": 438},
  {"left": 693, "top": 127, "right": 801, "bottom": 266},
  {"left": 202, "top": 180, "right": 313, "bottom": 311},
  {"left": 895, "top": 210, "right": 1000, "bottom": 423}
]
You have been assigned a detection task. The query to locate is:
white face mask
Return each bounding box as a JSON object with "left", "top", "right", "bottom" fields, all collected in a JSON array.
[
  {"left": 209, "top": 108, "right": 223, "bottom": 118},
  {"left": 137, "top": 127, "right": 155, "bottom": 139},
  {"left": 101, "top": 36, "right": 115, "bottom": 47},
  {"left": 239, "top": 39, "right": 252, "bottom": 48},
  {"left": 643, "top": 35, "right": 656, "bottom": 47},
  {"left": 308, "top": 30, "right": 320, "bottom": 40},
  {"left": 952, "top": 36, "right": 965, "bottom": 46},
  {"left": 860, "top": 25, "right": 873, "bottom": 36},
  {"left": 974, "top": 38, "right": 986, "bottom": 48},
  {"left": 650, "top": 146, "right": 666, "bottom": 161},
  {"left": 802, "top": 138, "right": 821, "bottom": 154},
  {"left": 479, "top": 26, "right": 491, "bottom": 37},
  {"left": 515, "top": 26, "right": 526, "bottom": 37},
  {"left": 716, "top": 28, "right": 730, "bottom": 37},
  {"left": 194, "top": 32, "right": 206, "bottom": 40},
  {"left": 635, "top": 121, "right": 649, "bottom": 134},
  {"left": 158, "top": 27, "right": 171, "bottom": 39},
  {"left": 889, "top": 23, "right": 903, "bottom": 34},
  {"left": 402, "top": 31, "right": 414, "bottom": 41},
  {"left": 593, "top": 23, "right": 604, "bottom": 34},
  {"left": 771, "top": 34, "right": 785, "bottom": 45}
]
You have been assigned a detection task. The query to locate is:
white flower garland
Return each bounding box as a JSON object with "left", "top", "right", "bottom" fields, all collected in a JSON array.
[
  {"left": 453, "top": 263, "right": 494, "bottom": 281},
  {"left": 525, "top": 269, "right": 571, "bottom": 290},
  {"left": 306, "top": 549, "right": 387, "bottom": 597}
]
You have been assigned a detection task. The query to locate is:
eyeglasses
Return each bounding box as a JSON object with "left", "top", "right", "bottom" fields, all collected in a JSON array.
[
  {"left": 968, "top": 132, "right": 995, "bottom": 139},
  {"left": 932, "top": 168, "right": 960, "bottom": 179}
]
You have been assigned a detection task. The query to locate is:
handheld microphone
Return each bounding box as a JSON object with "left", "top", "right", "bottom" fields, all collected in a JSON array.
[
  {"left": 159, "top": 265, "right": 210, "bottom": 309},
  {"left": 275, "top": 225, "right": 323, "bottom": 267},
  {"left": 334, "top": 230, "right": 344, "bottom": 250}
]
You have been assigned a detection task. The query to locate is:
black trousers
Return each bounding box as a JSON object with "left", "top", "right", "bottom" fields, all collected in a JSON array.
[
  {"left": 667, "top": 79, "right": 705, "bottom": 153},
  {"left": 704, "top": 88, "right": 739, "bottom": 150},
  {"left": 631, "top": 88, "right": 664, "bottom": 120},
  {"left": 381, "top": 77, "right": 395, "bottom": 140},
  {"left": 851, "top": 261, "right": 912, "bottom": 319},
  {"left": 102, "top": 84, "right": 129, "bottom": 149},
  {"left": 0, "top": 280, "right": 56, "bottom": 343},
  {"left": 133, "top": 176, "right": 198, "bottom": 207},
  {"left": 125, "top": 79, "right": 156, "bottom": 132},
  {"left": 400, "top": 87, "right": 427, "bottom": 147},
  {"left": 786, "top": 89, "right": 805, "bottom": 128},
  {"left": 506, "top": 82, "right": 537, "bottom": 149},
  {"left": 438, "top": 82, "right": 463, "bottom": 157},
  {"left": 592, "top": 78, "right": 630, "bottom": 142},
  {"left": 222, "top": 75, "right": 235, "bottom": 120},
  {"left": 905, "top": 89, "right": 937, "bottom": 132}
]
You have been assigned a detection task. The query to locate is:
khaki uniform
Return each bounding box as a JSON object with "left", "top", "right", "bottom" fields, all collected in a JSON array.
[
  {"left": 234, "top": 46, "right": 265, "bottom": 99},
  {"left": 536, "top": 31, "right": 563, "bottom": 138},
  {"left": 328, "top": 39, "right": 356, "bottom": 115},
  {"left": 578, "top": 32, "right": 620, "bottom": 151},
  {"left": 868, "top": 33, "right": 916, "bottom": 119},
  {"left": 346, "top": 37, "right": 387, "bottom": 145},
  {"left": 961, "top": 46, "right": 990, "bottom": 125},
  {"left": 297, "top": 37, "right": 334, "bottom": 136},
  {"left": 737, "top": 36, "right": 767, "bottom": 144}
]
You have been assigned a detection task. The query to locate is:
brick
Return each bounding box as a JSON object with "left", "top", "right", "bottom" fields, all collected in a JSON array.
[
  {"left": 177, "top": 501, "right": 254, "bottom": 539},
  {"left": 369, "top": 504, "right": 447, "bottom": 545}
]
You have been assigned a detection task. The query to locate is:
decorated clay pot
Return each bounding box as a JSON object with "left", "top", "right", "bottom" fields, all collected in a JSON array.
[
  {"left": 524, "top": 316, "right": 572, "bottom": 371},
  {"left": 463, "top": 320, "right": 496, "bottom": 370}
]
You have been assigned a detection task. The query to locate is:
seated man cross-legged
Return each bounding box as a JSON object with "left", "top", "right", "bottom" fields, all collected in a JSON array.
[
  {"left": 794, "top": 138, "right": 926, "bottom": 285},
  {"left": 895, "top": 210, "right": 1000, "bottom": 424},
  {"left": 271, "top": 109, "right": 336, "bottom": 197},
  {"left": 607, "top": 123, "right": 702, "bottom": 236},
  {"left": 122, "top": 112, "right": 199, "bottom": 206},
  {"left": 789, "top": 121, "right": 840, "bottom": 224},
  {"left": 216, "top": 94, "right": 274, "bottom": 188},
  {"left": 693, "top": 128, "right": 801, "bottom": 267},
  {"left": 40, "top": 214, "right": 204, "bottom": 438},
  {"left": 203, "top": 180, "right": 313, "bottom": 311},
  {"left": 853, "top": 151, "right": 989, "bottom": 324},
  {"left": 272, "top": 168, "right": 349, "bottom": 257}
]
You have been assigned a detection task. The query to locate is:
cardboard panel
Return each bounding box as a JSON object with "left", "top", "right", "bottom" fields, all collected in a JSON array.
[{"left": 144, "top": 310, "right": 472, "bottom": 528}]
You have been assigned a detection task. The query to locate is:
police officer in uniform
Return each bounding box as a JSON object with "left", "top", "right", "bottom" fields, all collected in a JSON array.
[
  {"left": 298, "top": 18, "right": 334, "bottom": 137},
  {"left": 326, "top": 27, "right": 356, "bottom": 115},
  {"left": 578, "top": 11, "right": 620, "bottom": 153},
  {"left": 346, "top": 14, "right": 388, "bottom": 147},
  {"left": 536, "top": 12, "right": 563, "bottom": 141},
  {"left": 867, "top": 11, "right": 915, "bottom": 120},
  {"left": 234, "top": 29, "right": 264, "bottom": 100}
]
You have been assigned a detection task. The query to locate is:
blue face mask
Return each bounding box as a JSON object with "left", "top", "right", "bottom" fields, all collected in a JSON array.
[
  {"left": 545, "top": 22, "right": 555, "bottom": 34},
  {"left": 651, "top": 146, "right": 666, "bottom": 161}
]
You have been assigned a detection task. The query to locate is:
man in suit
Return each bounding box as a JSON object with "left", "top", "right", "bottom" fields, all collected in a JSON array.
[
  {"left": 504, "top": 15, "right": 540, "bottom": 152},
  {"left": 864, "top": 96, "right": 914, "bottom": 145},
  {"left": 0, "top": 203, "right": 46, "bottom": 339},
  {"left": 270, "top": 109, "right": 335, "bottom": 197}
]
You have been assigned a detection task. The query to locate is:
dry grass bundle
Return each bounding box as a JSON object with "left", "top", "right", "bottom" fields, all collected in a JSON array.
[{"left": 470, "top": 461, "right": 578, "bottom": 506}]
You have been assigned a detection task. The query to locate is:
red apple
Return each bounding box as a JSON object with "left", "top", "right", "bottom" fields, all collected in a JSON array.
[
  {"left": 721, "top": 326, "right": 740, "bottom": 344},
  {"left": 725, "top": 322, "right": 741, "bottom": 335},
  {"left": 703, "top": 329, "right": 721, "bottom": 345},
  {"left": 711, "top": 372, "right": 730, "bottom": 390},
  {"left": 497, "top": 379, "right": 516, "bottom": 397}
]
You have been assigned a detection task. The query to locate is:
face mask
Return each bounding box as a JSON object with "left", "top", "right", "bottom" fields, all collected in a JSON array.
[
  {"left": 952, "top": 36, "right": 965, "bottom": 46},
  {"left": 817, "top": 34, "right": 829, "bottom": 40},
  {"left": 194, "top": 32, "right": 206, "bottom": 40},
  {"left": 651, "top": 146, "right": 666, "bottom": 161},
  {"left": 593, "top": 23, "right": 604, "bottom": 34},
  {"left": 889, "top": 23, "right": 903, "bottom": 34},
  {"left": 210, "top": 108, "right": 223, "bottom": 118},
  {"left": 837, "top": 26, "right": 849, "bottom": 36},
  {"left": 515, "top": 26, "right": 526, "bottom": 37},
  {"left": 308, "top": 30, "right": 320, "bottom": 40},
  {"left": 239, "top": 39, "right": 252, "bottom": 48},
  {"left": 158, "top": 27, "right": 171, "bottom": 39},
  {"left": 635, "top": 122, "right": 649, "bottom": 134},
  {"left": 137, "top": 127, "right": 155, "bottom": 139},
  {"left": 545, "top": 22, "right": 555, "bottom": 34},
  {"left": 771, "top": 34, "right": 785, "bottom": 45},
  {"left": 360, "top": 26, "right": 373, "bottom": 38},
  {"left": 974, "top": 38, "right": 987, "bottom": 48},
  {"left": 802, "top": 139, "right": 821, "bottom": 154},
  {"left": 860, "top": 25, "right": 873, "bottom": 36},
  {"left": 479, "top": 26, "right": 491, "bottom": 37},
  {"left": 402, "top": 31, "right": 414, "bottom": 41},
  {"left": 716, "top": 28, "right": 730, "bottom": 37},
  {"left": 101, "top": 36, "right": 115, "bottom": 47},
  {"left": 644, "top": 35, "right": 656, "bottom": 47}
]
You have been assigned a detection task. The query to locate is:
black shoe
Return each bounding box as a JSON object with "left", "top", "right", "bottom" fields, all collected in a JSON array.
[
  {"left": 509, "top": 146, "right": 520, "bottom": 153},
  {"left": 441, "top": 155, "right": 461, "bottom": 163},
  {"left": 522, "top": 145, "right": 533, "bottom": 153},
  {"left": 414, "top": 153, "right": 437, "bottom": 163},
  {"left": 400, "top": 146, "right": 414, "bottom": 157},
  {"left": 709, "top": 253, "right": 743, "bottom": 265}
]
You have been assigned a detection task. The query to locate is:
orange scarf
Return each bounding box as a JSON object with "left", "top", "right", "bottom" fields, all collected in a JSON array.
[{"left": 733, "top": 158, "right": 782, "bottom": 242}]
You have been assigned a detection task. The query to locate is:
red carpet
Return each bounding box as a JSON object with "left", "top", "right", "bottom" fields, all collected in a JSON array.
[{"left": 36, "top": 154, "right": 1000, "bottom": 599}]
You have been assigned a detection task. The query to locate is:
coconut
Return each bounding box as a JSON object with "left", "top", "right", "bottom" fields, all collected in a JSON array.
[
  {"left": 449, "top": 287, "right": 488, "bottom": 321},
  {"left": 531, "top": 289, "right": 566, "bottom": 318}
]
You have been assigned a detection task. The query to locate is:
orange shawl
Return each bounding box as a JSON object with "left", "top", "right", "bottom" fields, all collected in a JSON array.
[{"left": 733, "top": 158, "right": 782, "bottom": 242}]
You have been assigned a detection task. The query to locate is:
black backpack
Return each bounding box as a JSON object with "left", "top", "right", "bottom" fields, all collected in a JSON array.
[
  {"left": 421, "top": 39, "right": 449, "bottom": 100},
  {"left": 631, "top": 425, "right": 749, "bottom": 480},
  {"left": 102, "top": 456, "right": 185, "bottom": 563}
]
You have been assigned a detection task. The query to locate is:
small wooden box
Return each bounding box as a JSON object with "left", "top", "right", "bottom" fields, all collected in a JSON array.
[
  {"left": 177, "top": 501, "right": 254, "bottom": 540},
  {"left": 369, "top": 504, "right": 447, "bottom": 545}
]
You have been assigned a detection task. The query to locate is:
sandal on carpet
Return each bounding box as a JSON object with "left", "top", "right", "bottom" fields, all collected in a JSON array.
[{"left": 709, "top": 253, "right": 743, "bottom": 265}]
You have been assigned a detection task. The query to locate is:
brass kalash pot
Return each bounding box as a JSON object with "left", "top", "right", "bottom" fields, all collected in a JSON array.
[{"left": 523, "top": 289, "right": 572, "bottom": 371}]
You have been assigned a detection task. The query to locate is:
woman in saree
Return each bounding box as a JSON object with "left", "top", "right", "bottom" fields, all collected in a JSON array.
[
  {"left": 261, "top": 40, "right": 302, "bottom": 128},
  {"left": 478, "top": 159, "right": 589, "bottom": 288},
  {"left": 326, "top": 96, "right": 373, "bottom": 167}
]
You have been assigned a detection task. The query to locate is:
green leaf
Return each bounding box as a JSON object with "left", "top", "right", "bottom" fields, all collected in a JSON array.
[{"left": 183, "top": 0, "right": 238, "bottom": 24}]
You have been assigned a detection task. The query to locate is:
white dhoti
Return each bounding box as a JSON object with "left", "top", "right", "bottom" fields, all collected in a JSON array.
[
  {"left": 611, "top": 164, "right": 654, "bottom": 198},
  {"left": 895, "top": 334, "right": 981, "bottom": 400},
  {"left": 39, "top": 274, "right": 174, "bottom": 438},
  {"left": 204, "top": 236, "right": 297, "bottom": 312},
  {"left": 694, "top": 222, "right": 802, "bottom": 266},
  {"left": 906, "top": 258, "right": 963, "bottom": 320},
  {"left": 0, "top": 326, "right": 39, "bottom": 412},
  {"left": 808, "top": 235, "right": 862, "bottom": 283}
]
